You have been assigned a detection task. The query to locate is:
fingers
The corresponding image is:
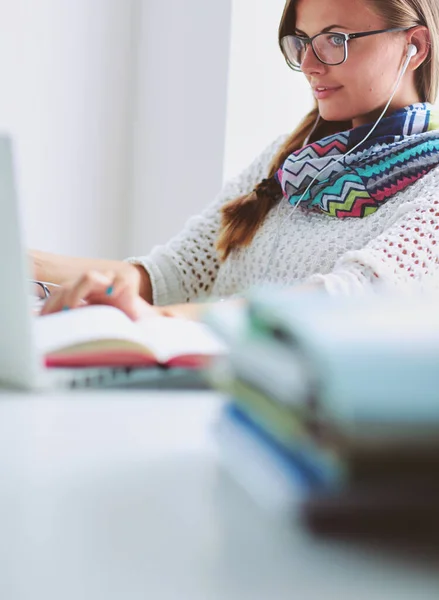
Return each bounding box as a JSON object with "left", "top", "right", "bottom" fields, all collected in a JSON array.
[
  {"left": 67, "top": 270, "right": 116, "bottom": 310},
  {"left": 105, "top": 280, "right": 157, "bottom": 321},
  {"left": 40, "top": 270, "right": 158, "bottom": 321},
  {"left": 40, "top": 270, "right": 112, "bottom": 316}
]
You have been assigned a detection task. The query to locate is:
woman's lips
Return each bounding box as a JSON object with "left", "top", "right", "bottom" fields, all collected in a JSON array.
[{"left": 313, "top": 86, "right": 343, "bottom": 100}]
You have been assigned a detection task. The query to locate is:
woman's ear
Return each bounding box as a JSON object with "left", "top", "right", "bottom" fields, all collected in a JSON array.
[{"left": 408, "top": 26, "right": 431, "bottom": 70}]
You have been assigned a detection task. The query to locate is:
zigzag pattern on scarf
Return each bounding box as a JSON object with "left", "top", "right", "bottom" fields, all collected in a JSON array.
[
  {"left": 279, "top": 104, "right": 439, "bottom": 219},
  {"left": 317, "top": 173, "right": 428, "bottom": 218},
  {"left": 370, "top": 171, "right": 430, "bottom": 202},
  {"left": 344, "top": 133, "right": 439, "bottom": 167},
  {"left": 364, "top": 148, "right": 439, "bottom": 181},
  {"left": 367, "top": 163, "right": 439, "bottom": 199},
  {"left": 290, "top": 138, "right": 439, "bottom": 214},
  {"left": 318, "top": 167, "right": 433, "bottom": 217},
  {"left": 365, "top": 151, "right": 439, "bottom": 185},
  {"left": 358, "top": 142, "right": 439, "bottom": 203},
  {"left": 282, "top": 158, "right": 344, "bottom": 195},
  {"left": 312, "top": 174, "right": 370, "bottom": 216},
  {"left": 356, "top": 139, "right": 439, "bottom": 179},
  {"left": 285, "top": 137, "right": 439, "bottom": 202},
  {"left": 289, "top": 133, "right": 349, "bottom": 161}
]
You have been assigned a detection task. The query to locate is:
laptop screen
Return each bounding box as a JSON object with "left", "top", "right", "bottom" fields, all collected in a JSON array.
[{"left": 0, "top": 135, "right": 41, "bottom": 388}]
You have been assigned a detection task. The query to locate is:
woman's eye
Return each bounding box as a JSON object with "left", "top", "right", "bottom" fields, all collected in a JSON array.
[{"left": 329, "top": 35, "right": 345, "bottom": 47}]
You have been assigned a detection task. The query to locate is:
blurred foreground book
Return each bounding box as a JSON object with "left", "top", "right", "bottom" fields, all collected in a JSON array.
[{"left": 206, "top": 290, "right": 439, "bottom": 538}]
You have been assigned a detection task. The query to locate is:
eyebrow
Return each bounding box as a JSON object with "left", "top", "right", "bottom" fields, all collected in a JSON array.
[{"left": 294, "top": 24, "right": 349, "bottom": 36}]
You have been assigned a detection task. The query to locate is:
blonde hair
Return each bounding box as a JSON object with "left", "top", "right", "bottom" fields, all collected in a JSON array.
[{"left": 216, "top": 0, "right": 439, "bottom": 260}]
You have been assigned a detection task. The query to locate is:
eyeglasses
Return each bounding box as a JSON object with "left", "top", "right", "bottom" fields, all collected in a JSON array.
[{"left": 280, "top": 27, "right": 412, "bottom": 72}]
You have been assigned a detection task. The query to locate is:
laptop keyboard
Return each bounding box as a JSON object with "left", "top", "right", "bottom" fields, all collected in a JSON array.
[{"left": 48, "top": 366, "right": 211, "bottom": 390}]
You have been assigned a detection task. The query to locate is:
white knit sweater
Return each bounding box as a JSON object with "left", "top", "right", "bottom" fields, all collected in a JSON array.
[{"left": 127, "top": 134, "right": 439, "bottom": 305}]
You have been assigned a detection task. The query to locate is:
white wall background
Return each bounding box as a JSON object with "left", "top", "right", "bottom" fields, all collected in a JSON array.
[
  {"left": 0, "top": 0, "right": 137, "bottom": 258},
  {"left": 0, "top": 0, "right": 232, "bottom": 259},
  {"left": 223, "top": 0, "right": 313, "bottom": 181},
  {"left": 127, "top": 0, "right": 232, "bottom": 256},
  {"left": 0, "top": 0, "right": 312, "bottom": 260}
]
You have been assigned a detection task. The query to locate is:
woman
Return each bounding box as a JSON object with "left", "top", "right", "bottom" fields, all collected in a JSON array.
[{"left": 36, "top": 0, "right": 439, "bottom": 320}]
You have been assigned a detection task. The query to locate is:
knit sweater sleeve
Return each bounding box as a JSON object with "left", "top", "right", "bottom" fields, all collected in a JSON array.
[
  {"left": 126, "top": 135, "right": 288, "bottom": 305},
  {"left": 308, "top": 194, "right": 439, "bottom": 295}
]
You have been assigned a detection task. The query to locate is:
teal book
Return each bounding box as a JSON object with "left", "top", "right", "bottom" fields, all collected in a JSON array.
[{"left": 246, "top": 289, "right": 439, "bottom": 427}]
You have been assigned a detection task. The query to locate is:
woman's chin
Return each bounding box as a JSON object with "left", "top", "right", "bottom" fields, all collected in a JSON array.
[{"left": 318, "top": 101, "right": 353, "bottom": 123}]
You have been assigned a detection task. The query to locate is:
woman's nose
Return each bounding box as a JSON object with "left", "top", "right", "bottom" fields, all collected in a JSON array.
[{"left": 301, "top": 44, "right": 326, "bottom": 75}]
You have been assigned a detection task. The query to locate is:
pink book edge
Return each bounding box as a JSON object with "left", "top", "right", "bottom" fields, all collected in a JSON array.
[{"left": 45, "top": 351, "right": 212, "bottom": 369}]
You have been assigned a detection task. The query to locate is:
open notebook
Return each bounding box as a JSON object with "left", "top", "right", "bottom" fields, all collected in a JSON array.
[{"left": 36, "top": 305, "right": 227, "bottom": 369}]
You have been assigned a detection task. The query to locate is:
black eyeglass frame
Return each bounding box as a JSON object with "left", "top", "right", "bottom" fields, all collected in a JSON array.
[{"left": 280, "top": 27, "right": 413, "bottom": 72}]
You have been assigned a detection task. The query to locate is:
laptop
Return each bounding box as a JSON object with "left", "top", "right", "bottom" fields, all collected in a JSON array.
[{"left": 0, "top": 135, "right": 208, "bottom": 391}]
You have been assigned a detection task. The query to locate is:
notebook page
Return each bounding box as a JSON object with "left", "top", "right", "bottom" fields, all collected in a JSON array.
[
  {"left": 136, "top": 316, "right": 228, "bottom": 363},
  {"left": 34, "top": 305, "right": 146, "bottom": 355}
]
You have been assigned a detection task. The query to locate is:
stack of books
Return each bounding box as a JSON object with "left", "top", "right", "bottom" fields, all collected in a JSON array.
[{"left": 207, "top": 290, "right": 439, "bottom": 537}]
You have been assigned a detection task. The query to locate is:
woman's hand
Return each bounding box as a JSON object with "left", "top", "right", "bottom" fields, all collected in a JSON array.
[
  {"left": 40, "top": 270, "right": 160, "bottom": 321},
  {"left": 30, "top": 250, "right": 153, "bottom": 302},
  {"left": 40, "top": 272, "right": 211, "bottom": 322},
  {"left": 39, "top": 269, "right": 245, "bottom": 322}
]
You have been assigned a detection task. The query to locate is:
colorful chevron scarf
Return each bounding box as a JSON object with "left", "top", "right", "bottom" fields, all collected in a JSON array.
[{"left": 277, "top": 103, "right": 439, "bottom": 218}]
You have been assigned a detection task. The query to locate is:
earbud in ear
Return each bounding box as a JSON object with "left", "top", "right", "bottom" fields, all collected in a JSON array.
[{"left": 407, "top": 44, "right": 418, "bottom": 59}]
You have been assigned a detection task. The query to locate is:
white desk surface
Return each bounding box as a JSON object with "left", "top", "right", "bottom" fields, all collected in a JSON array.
[{"left": 0, "top": 390, "right": 437, "bottom": 600}]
